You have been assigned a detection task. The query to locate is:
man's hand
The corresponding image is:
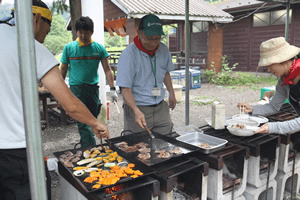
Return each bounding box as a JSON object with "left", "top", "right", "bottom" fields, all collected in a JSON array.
[
  {"left": 168, "top": 93, "right": 176, "bottom": 110},
  {"left": 92, "top": 122, "right": 109, "bottom": 139},
  {"left": 254, "top": 123, "right": 269, "bottom": 134},
  {"left": 134, "top": 109, "right": 147, "bottom": 129},
  {"left": 110, "top": 90, "right": 118, "bottom": 103}
]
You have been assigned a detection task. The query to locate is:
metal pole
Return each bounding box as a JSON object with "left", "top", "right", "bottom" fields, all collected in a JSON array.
[
  {"left": 285, "top": 0, "right": 290, "bottom": 41},
  {"left": 185, "top": 0, "right": 190, "bottom": 126},
  {"left": 15, "top": 0, "right": 48, "bottom": 199}
]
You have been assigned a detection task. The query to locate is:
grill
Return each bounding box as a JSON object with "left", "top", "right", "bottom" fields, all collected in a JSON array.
[
  {"left": 108, "top": 131, "right": 209, "bottom": 200},
  {"left": 165, "top": 132, "right": 249, "bottom": 200},
  {"left": 54, "top": 145, "right": 160, "bottom": 200},
  {"left": 265, "top": 103, "right": 300, "bottom": 199}
]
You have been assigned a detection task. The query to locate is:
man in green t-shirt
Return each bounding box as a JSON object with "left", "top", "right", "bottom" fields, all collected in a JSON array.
[{"left": 60, "top": 16, "right": 117, "bottom": 147}]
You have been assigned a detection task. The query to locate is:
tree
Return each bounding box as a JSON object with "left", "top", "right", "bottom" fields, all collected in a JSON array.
[{"left": 43, "top": 12, "right": 72, "bottom": 55}]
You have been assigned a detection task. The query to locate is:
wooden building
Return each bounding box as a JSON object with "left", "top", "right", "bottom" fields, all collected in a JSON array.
[
  {"left": 66, "top": 0, "right": 233, "bottom": 71},
  {"left": 213, "top": 0, "right": 300, "bottom": 72}
]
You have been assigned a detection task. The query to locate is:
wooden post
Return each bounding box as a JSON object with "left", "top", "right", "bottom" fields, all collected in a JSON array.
[{"left": 207, "top": 23, "right": 223, "bottom": 72}]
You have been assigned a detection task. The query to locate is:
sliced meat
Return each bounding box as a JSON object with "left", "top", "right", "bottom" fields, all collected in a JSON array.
[
  {"left": 118, "top": 141, "right": 128, "bottom": 148},
  {"left": 157, "top": 152, "right": 170, "bottom": 159},
  {"left": 169, "top": 147, "right": 182, "bottom": 154},
  {"left": 137, "top": 152, "right": 151, "bottom": 160},
  {"left": 155, "top": 149, "right": 165, "bottom": 154},
  {"left": 122, "top": 146, "right": 138, "bottom": 153}
]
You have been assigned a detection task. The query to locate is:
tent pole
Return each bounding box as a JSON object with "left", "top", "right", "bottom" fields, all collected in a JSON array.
[
  {"left": 185, "top": 0, "right": 190, "bottom": 126},
  {"left": 285, "top": 0, "right": 290, "bottom": 41},
  {"left": 15, "top": 0, "right": 47, "bottom": 199}
]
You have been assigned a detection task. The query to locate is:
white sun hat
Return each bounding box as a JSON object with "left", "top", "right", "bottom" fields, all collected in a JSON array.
[{"left": 258, "top": 37, "right": 300, "bottom": 67}]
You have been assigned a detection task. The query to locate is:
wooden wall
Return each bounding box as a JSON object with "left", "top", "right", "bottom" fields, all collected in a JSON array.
[{"left": 103, "top": 0, "right": 126, "bottom": 20}]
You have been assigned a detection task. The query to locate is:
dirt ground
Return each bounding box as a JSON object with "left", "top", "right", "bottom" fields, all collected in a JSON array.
[{"left": 42, "top": 82, "right": 272, "bottom": 199}]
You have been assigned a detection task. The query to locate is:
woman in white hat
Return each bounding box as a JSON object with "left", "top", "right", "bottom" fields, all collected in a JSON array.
[{"left": 238, "top": 37, "right": 300, "bottom": 134}]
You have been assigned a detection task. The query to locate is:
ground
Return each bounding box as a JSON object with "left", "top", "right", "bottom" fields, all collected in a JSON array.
[{"left": 42, "top": 82, "right": 272, "bottom": 199}]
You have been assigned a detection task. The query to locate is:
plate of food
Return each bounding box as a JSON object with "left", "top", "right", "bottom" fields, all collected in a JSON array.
[
  {"left": 249, "top": 116, "right": 269, "bottom": 124},
  {"left": 227, "top": 124, "right": 260, "bottom": 136}
]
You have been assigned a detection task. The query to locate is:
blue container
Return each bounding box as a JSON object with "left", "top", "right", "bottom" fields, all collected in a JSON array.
[
  {"left": 170, "top": 71, "right": 180, "bottom": 85},
  {"left": 173, "top": 70, "right": 192, "bottom": 90},
  {"left": 190, "top": 69, "right": 201, "bottom": 89}
]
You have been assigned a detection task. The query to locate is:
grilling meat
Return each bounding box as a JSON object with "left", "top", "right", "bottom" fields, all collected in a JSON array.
[
  {"left": 134, "top": 142, "right": 149, "bottom": 148},
  {"left": 157, "top": 152, "right": 170, "bottom": 159},
  {"left": 137, "top": 152, "right": 151, "bottom": 160},
  {"left": 122, "top": 146, "right": 138, "bottom": 153},
  {"left": 118, "top": 141, "right": 128, "bottom": 148},
  {"left": 169, "top": 147, "right": 182, "bottom": 154},
  {"left": 155, "top": 149, "right": 165, "bottom": 154}
]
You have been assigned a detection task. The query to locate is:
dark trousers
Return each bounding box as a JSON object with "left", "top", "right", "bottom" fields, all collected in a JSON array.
[
  {"left": 70, "top": 85, "right": 102, "bottom": 147},
  {"left": 0, "top": 148, "right": 51, "bottom": 200}
]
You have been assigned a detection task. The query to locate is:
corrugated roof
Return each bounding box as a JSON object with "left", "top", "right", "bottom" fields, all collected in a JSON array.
[{"left": 111, "top": 0, "right": 233, "bottom": 22}]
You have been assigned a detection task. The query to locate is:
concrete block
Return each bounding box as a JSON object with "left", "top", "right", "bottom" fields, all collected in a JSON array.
[
  {"left": 247, "top": 147, "right": 279, "bottom": 187},
  {"left": 275, "top": 167, "right": 300, "bottom": 200},
  {"left": 244, "top": 179, "right": 277, "bottom": 200}
]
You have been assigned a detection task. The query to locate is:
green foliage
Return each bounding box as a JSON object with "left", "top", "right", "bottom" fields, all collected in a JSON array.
[
  {"left": 202, "top": 55, "right": 279, "bottom": 86},
  {"left": 191, "top": 97, "right": 216, "bottom": 106},
  {"left": 104, "top": 32, "right": 126, "bottom": 50},
  {"left": 210, "top": 55, "right": 238, "bottom": 85},
  {"left": 51, "top": 0, "right": 69, "bottom": 15},
  {"left": 43, "top": 13, "right": 72, "bottom": 55}
]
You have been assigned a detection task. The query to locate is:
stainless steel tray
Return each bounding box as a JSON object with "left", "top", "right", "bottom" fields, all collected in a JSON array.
[{"left": 176, "top": 132, "right": 228, "bottom": 154}]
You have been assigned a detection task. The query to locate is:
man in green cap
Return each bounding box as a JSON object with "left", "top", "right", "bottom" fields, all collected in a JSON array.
[{"left": 116, "top": 14, "right": 176, "bottom": 134}]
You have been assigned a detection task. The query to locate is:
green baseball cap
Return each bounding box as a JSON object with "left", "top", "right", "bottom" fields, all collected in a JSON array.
[{"left": 138, "top": 14, "right": 165, "bottom": 37}]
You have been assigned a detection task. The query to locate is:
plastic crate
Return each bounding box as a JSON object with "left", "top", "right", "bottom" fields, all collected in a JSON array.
[{"left": 261, "top": 86, "right": 289, "bottom": 103}]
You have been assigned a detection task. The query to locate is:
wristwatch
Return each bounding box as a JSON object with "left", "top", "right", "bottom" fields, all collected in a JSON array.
[{"left": 110, "top": 87, "right": 116, "bottom": 91}]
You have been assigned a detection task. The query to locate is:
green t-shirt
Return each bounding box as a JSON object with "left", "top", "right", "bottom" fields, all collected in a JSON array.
[{"left": 60, "top": 41, "right": 109, "bottom": 85}]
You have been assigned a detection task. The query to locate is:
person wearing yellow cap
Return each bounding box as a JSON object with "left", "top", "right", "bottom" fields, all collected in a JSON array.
[
  {"left": 0, "top": 1, "right": 109, "bottom": 199},
  {"left": 60, "top": 16, "right": 116, "bottom": 147},
  {"left": 238, "top": 37, "right": 300, "bottom": 135}
]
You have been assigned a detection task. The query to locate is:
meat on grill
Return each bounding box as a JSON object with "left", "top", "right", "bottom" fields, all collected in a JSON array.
[{"left": 137, "top": 152, "right": 151, "bottom": 160}]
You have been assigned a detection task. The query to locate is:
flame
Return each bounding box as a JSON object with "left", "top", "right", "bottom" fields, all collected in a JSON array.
[{"left": 105, "top": 185, "right": 124, "bottom": 200}]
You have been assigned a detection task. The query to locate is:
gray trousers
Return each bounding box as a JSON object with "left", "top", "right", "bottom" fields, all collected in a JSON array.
[{"left": 123, "top": 100, "right": 173, "bottom": 135}]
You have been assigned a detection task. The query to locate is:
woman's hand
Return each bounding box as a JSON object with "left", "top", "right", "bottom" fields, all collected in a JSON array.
[
  {"left": 237, "top": 102, "right": 253, "bottom": 113},
  {"left": 254, "top": 123, "right": 269, "bottom": 134}
]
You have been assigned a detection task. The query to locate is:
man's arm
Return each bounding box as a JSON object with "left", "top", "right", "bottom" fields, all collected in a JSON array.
[
  {"left": 41, "top": 66, "right": 109, "bottom": 138},
  {"left": 101, "top": 57, "right": 115, "bottom": 88},
  {"left": 164, "top": 72, "right": 176, "bottom": 110},
  {"left": 60, "top": 63, "right": 68, "bottom": 80},
  {"left": 121, "top": 87, "right": 146, "bottom": 129}
]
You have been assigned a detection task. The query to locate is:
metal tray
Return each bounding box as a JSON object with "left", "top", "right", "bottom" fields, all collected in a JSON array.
[{"left": 176, "top": 132, "right": 228, "bottom": 154}]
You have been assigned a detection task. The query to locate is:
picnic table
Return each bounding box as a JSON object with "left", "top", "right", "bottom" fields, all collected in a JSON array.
[{"left": 39, "top": 86, "right": 67, "bottom": 128}]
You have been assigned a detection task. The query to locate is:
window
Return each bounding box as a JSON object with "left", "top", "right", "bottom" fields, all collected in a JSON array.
[
  {"left": 192, "top": 21, "right": 209, "bottom": 33},
  {"left": 253, "top": 9, "right": 292, "bottom": 27}
]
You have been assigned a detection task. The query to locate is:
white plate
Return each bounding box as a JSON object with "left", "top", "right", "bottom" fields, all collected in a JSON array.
[
  {"left": 227, "top": 125, "right": 260, "bottom": 137},
  {"left": 226, "top": 118, "right": 259, "bottom": 127},
  {"left": 249, "top": 116, "right": 269, "bottom": 124}
]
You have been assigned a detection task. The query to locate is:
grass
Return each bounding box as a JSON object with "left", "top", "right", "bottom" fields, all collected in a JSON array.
[{"left": 191, "top": 96, "right": 216, "bottom": 106}]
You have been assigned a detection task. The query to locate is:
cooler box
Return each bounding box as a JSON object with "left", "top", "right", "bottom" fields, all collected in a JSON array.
[
  {"left": 261, "top": 86, "right": 289, "bottom": 103},
  {"left": 190, "top": 69, "right": 201, "bottom": 89},
  {"left": 175, "top": 69, "right": 192, "bottom": 90},
  {"left": 164, "top": 84, "right": 183, "bottom": 102},
  {"left": 170, "top": 71, "right": 180, "bottom": 85}
]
